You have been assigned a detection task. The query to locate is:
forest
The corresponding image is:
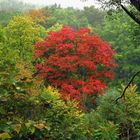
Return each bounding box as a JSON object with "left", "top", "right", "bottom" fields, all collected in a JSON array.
[{"left": 0, "top": 0, "right": 140, "bottom": 139}]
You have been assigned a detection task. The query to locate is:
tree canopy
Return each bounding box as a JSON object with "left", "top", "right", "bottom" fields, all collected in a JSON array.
[{"left": 95, "top": 0, "right": 140, "bottom": 25}]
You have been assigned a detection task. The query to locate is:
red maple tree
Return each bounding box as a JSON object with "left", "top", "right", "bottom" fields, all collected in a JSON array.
[{"left": 34, "top": 26, "right": 116, "bottom": 104}]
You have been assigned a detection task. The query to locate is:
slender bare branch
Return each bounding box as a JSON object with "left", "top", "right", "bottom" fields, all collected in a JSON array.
[{"left": 116, "top": 70, "right": 140, "bottom": 102}]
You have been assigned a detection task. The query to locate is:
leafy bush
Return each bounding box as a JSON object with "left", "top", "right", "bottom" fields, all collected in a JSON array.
[
  {"left": 82, "top": 85, "right": 140, "bottom": 139},
  {"left": 0, "top": 86, "right": 83, "bottom": 140},
  {"left": 81, "top": 111, "right": 118, "bottom": 139}
]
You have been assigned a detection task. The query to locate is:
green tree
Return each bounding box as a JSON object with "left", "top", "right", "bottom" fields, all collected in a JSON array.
[
  {"left": 0, "top": 11, "right": 19, "bottom": 27},
  {"left": 82, "top": 6, "right": 105, "bottom": 26},
  {"left": 94, "top": 0, "right": 140, "bottom": 25},
  {"left": 5, "top": 15, "right": 41, "bottom": 61},
  {"left": 42, "top": 6, "right": 90, "bottom": 30},
  {"left": 0, "top": 25, "right": 18, "bottom": 97},
  {"left": 96, "top": 10, "right": 140, "bottom": 85},
  {"left": 80, "top": 85, "right": 140, "bottom": 139}
]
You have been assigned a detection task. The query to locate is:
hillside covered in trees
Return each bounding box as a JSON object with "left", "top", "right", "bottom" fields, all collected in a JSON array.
[{"left": 0, "top": 0, "right": 140, "bottom": 139}]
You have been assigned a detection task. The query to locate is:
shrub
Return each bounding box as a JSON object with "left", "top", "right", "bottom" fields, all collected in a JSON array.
[
  {"left": 0, "top": 86, "right": 83, "bottom": 140},
  {"left": 81, "top": 111, "right": 118, "bottom": 139},
  {"left": 84, "top": 85, "right": 140, "bottom": 139}
]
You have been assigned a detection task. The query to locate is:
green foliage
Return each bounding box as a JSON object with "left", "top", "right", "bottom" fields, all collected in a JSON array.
[
  {"left": 0, "top": 15, "right": 45, "bottom": 98},
  {"left": 1, "top": 16, "right": 83, "bottom": 139},
  {"left": 81, "top": 6, "right": 105, "bottom": 27},
  {"left": 0, "top": 86, "right": 83, "bottom": 140},
  {"left": 78, "top": 85, "right": 140, "bottom": 139},
  {"left": 43, "top": 8, "right": 89, "bottom": 30},
  {"left": 97, "top": 88, "right": 125, "bottom": 123},
  {"left": 5, "top": 15, "right": 42, "bottom": 61},
  {"left": 0, "top": 25, "right": 18, "bottom": 97},
  {"left": 80, "top": 89, "right": 119, "bottom": 139},
  {"left": 41, "top": 5, "right": 105, "bottom": 30},
  {"left": 1, "top": 6, "right": 140, "bottom": 139},
  {"left": 37, "top": 25, "right": 46, "bottom": 40},
  {"left": 96, "top": 9, "right": 140, "bottom": 85},
  {"left": 0, "top": 24, "right": 5, "bottom": 41},
  {"left": 0, "top": 25, "right": 83, "bottom": 138},
  {"left": 120, "top": 85, "right": 140, "bottom": 138},
  {"left": 81, "top": 111, "right": 119, "bottom": 139},
  {"left": 0, "top": 11, "right": 19, "bottom": 27},
  {"left": 46, "top": 23, "right": 63, "bottom": 36}
]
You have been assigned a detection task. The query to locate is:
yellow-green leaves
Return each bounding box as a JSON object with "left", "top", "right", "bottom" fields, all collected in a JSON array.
[
  {"left": 46, "top": 23, "right": 63, "bottom": 36},
  {"left": 5, "top": 15, "right": 40, "bottom": 61},
  {"left": 13, "top": 124, "right": 21, "bottom": 134},
  {"left": 0, "top": 132, "right": 11, "bottom": 140}
]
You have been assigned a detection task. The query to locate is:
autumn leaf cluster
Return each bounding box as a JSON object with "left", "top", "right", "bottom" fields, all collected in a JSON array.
[{"left": 35, "top": 26, "right": 116, "bottom": 103}]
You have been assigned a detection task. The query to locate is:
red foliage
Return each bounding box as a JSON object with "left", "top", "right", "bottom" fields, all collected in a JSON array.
[{"left": 34, "top": 26, "right": 116, "bottom": 103}]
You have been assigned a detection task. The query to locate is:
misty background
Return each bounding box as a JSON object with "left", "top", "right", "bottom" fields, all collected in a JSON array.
[
  {"left": 0, "top": 0, "right": 100, "bottom": 10},
  {"left": 21, "top": 0, "right": 100, "bottom": 9}
]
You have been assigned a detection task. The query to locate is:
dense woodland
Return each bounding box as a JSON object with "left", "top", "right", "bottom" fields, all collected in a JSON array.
[{"left": 0, "top": 0, "right": 140, "bottom": 139}]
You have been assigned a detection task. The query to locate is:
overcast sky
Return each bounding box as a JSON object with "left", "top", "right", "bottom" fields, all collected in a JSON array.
[{"left": 20, "top": 0, "right": 100, "bottom": 9}]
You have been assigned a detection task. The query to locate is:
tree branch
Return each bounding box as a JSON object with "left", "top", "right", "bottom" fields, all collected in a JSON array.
[
  {"left": 121, "top": 4, "right": 140, "bottom": 25},
  {"left": 116, "top": 70, "right": 140, "bottom": 102}
]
